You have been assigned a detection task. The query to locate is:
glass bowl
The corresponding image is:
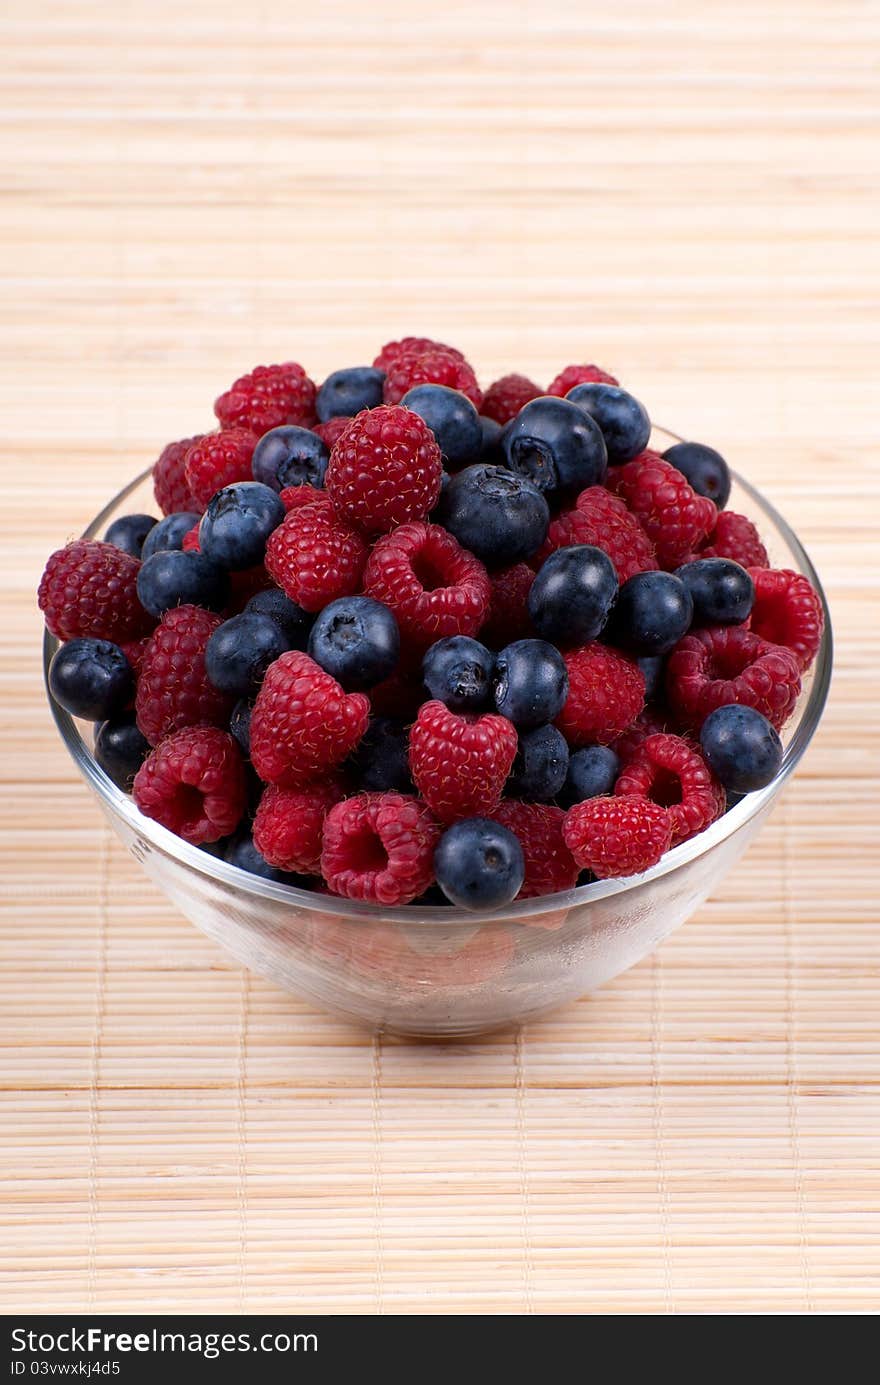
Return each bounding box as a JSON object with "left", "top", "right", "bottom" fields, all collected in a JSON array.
[{"left": 44, "top": 438, "right": 832, "bottom": 1038}]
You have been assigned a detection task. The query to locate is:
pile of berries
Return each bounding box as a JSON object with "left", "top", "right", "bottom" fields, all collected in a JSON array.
[{"left": 40, "top": 343, "right": 824, "bottom": 913}]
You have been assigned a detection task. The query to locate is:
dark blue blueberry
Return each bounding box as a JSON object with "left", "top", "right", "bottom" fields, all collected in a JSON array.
[
  {"left": 136, "top": 549, "right": 228, "bottom": 617},
  {"left": 199, "top": 481, "right": 285, "bottom": 571},
  {"left": 49, "top": 638, "right": 133, "bottom": 721},
  {"left": 401, "top": 384, "right": 483, "bottom": 468},
  {"left": 507, "top": 724, "right": 569, "bottom": 801},
  {"left": 229, "top": 699, "right": 253, "bottom": 757},
  {"left": 205, "top": 612, "right": 289, "bottom": 698},
  {"left": 609, "top": 570, "right": 693, "bottom": 656},
  {"left": 528, "top": 544, "right": 618, "bottom": 644},
  {"left": 675, "top": 558, "right": 754, "bottom": 626},
  {"left": 348, "top": 717, "right": 414, "bottom": 793},
  {"left": 104, "top": 512, "right": 158, "bottom": 557},
  {"left": 93, "top": 714, "right": 151, "bottom": 791},
  {"left": 493, "top": 639, "right": 569, "bottom": 729},
  {"left": 308, "top": 596, "right": 400, "bottom": 690},
  {"left": 251, "top": 425, "right": 329, "bottom": 492},
  {"left": 316, "top": 366, "right": 385, "bottom": 421},
  {"left": 561, "top": 744, "right": 621, "bottom": 807},
  {"left": 699, "top": 704, "right": 782, "bottom": 793},
  {"left": 223, "top": 831, "right": 304, "bottom": 885},
  {"left": 636, "top": 655, "right": 664, "bottom": 701},
  {"left": 503, "top": 396, "right": 607, "bottom": 493},
  {"left": 141, "top": 511, "right": 201, "bottom": 560},
  {"left": 434, "top": 818, "right": 525, "bottom": 911},
  {"left": 422, "top": 635, "right": 494, "bottom": 712},
  {"left": 478, "top": 414, "right": 505, "bottom": 462},
  {"left": 566, "top": 382, "right": 651, "bottom": 464},
  {"left": 244, "top": 587, "right": 313, "bottom": 648},
  {"left": 439, "top": 465, "right": 549, "bottom": 566},
  {"left": 662, "top": 441, "right": 731, "bottom": 509}
]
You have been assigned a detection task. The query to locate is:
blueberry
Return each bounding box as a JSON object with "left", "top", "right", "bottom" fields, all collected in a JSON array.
[
  {"left": 229, "top": 699, "right": 253, "bottom": 757},
  {"left": 136, "top": 549, "right": 228, "bottom": 617},
  {"left": 561, "top": 744, "right": 621, "bottom": 806},
  {"left": 565, "top": 382, "right": 651, "bottom": 463},
  {"left": 93, "top": 714, "right": 151, "bottom": 791},
  {"left": 636, "top": 655, "right": 664, "bottom": 700},
  {"left": 675, "top": 558, "right": 754, "bottom": 626},
  {"left": 251, "top": 425, "right": 329, "bottom": 492},
  {"left": 493, "top": 639, "right": 569, "bottom": 729},
  {"left": 662, "top": 441, "right": 731, "bottom": 509},
  {"left": 316, "top": 366, "right": 385, "bottom": 421},
  {"left": 243, "top": 587, "right": 313, "bottom": 648},
  {"left": 141, "top": 511, "right": 200, "bottom": 560},
  {"left": 308, "top": 596, "right": 400, "bottom": 690},
  {"left": 223, "top": 830, "right": 304, "bottom": 884},
  {"left": 205, "top": 612, "right": 289, "bottom": 697},
  {"left": 528, "top": 545, "right": 618, "bottom": 644},
  {"left": 439, "top": 465, "right": 549, "bottom": 566},
  {"left": 199, "top": 482, "right": 285, "bottom": 571},
  {"left": 434, "top": 818, "right": 525, "bottom": 911},
  {"left": 478, "top": 414, "right": 505, "bottom": 462},
  {"left": 609, "top": 570, "right": 693, "bottom": 656},
  {"left": 422, "top": 636, "right": 494, "bottom": 712},
  {"left": 507, "top": 724, "right": 569, "bottom": 801},
  {"left": 699, "top": 704, "right": 783, "bottom": 793},
  {"left": 49, "top": 638, "right": 133, "bottom": 721},
  {"left": 348, "top": 717, "right": 413, "bottom": 793},
  {"left": 503, "top": 396, "right": 607, "bottom": 493},
  {"left": 104, "top": 512, "right": 158, "bottom": 557},
  {"left": 401, "top": 384, "right": 482, "bottom": 468}
]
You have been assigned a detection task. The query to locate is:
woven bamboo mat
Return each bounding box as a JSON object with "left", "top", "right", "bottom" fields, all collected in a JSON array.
[{"left": 2, "top": 0, "right": 878, "bottom": 1315}]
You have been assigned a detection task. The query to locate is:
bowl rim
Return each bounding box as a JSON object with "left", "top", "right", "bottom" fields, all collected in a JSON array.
[{"left": 43, "top": 438, "right": 833, "bottom": 925}]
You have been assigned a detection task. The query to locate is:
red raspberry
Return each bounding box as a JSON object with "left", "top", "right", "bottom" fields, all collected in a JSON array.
[
  {"left": 408, "top": 701, "right": 518, "bottom": 824},
  {"left": 264, "top": 503, "right": 368, "bottom": 613},
  {"left": 325, "top": 405, "right": 442, "bottom": 534},
  {"left": 184, "top": 429, "right": 258, "bottom": 510},
  {"left": 320, "top": 792, "right": 440, "bottom": 905},
  {"left": 312, "top": 416, "right": 353, "bottom": 450},
  {"left": 547, "top": 363, "right": 619, "bottom": 396},
  {"left": 38, "top": 540, "right": 153, "bottom": 644},
  {"left": 481, "top": 374, "right": 543, "bottom": 425},
  {"left": 214, "top": 361, "right": 316, "bottom": 434},
  {"left": 152, "top": 435, "right": 205, "bottom": 515},
  {"left": 533, "top": 487, "right": 658, "bottom": 584},
  {"left": 135, "top": 604, "right": 233, "bottom": 746},
  {"left": 699, "top": 510, "right": 769, "bottom": 567},
  {"left": 563, "top": 796, "right": 672, "bottom": 878},
  {"left": 612, "top": 707, "right": 672, "bottom": 764},
  {"left": 614, "top": 732, "right": 725, "bottom": 845},
  {"left": 480, "top": 563, "right": 535, "bottom": 647},
  {"left": 133, "top": 726, "right": 246, "bottom": 845},
  {"left": 226, "top": 565, "right": 275, "bottom": 613},
  {"left": 120, "top": 635, "right": 150, "bottom": 677},
  {"left": 250, "top": 651, "right": 370, "bottom": 787},
  {"left": 382, "top": 349, "right": 483, "bottom": 409},
  {"left": 665, "top": 626, "right": 801, "bottom": 731},
  {"left": 746, "top": 567, "right": 824, "bottom": 672},
  {"left": 181, "top": 522, "right": 201, "bottom": 552},
  {"left": 278, "top": 485, "right": 335, "bottom": 517},
  {"left": 608, "top": 451, "right": 716, "bottom": 570},
  {"left": 363, "top": 522, "right": 491, "bottom": 649},
  {"left": 372, "top": 336, "right": 465, "bottom": 371},
  {"left": 556, "top": 643, "right": 645, "bottom": 746},
  {"left": 253, "top": 780, "right": 344, "bottom": 876},
  {"left": 368, "top": 668, "right": 425, "bottom": 719},
  {"left": 493, "top": 800, "right": 580, "bottom": 898}
]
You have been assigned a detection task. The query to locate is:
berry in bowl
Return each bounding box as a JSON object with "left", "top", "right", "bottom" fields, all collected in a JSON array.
[{"left": 41, "top": 345, "right": 831, "bottom": 1037}]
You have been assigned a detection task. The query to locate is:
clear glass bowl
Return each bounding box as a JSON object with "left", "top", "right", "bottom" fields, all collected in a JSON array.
[{"left": 44, "top": 439, "right": 832, "bottom": 1037}]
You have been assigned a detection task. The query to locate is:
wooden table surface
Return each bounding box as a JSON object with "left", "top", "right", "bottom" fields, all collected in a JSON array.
[{"left": 2, "top": 0, "right": 878, "bottom": 1315}]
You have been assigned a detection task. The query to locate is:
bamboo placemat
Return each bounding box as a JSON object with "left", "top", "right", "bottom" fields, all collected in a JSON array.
[{"left": 2, "top": 0, "right": 878, "bottom": 1315}]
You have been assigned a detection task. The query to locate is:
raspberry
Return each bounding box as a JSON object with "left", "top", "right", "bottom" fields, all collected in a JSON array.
[
  {"left": 152, "top": 435, "right": 205, "bottom": 515},
  {"left": 363, "top": 522, "right": 491, "bottom": 649},
  {"left": 38, "top": 540, "right": 153, "bottom": 644},
  {"left": 253, "top": 780, "right": 344, "bottom": 876},
  {"left": 135, "top": 604, "right": 233, "bottom": 746},
  {"left": 493, "top": 800, "right": 579, "bottom": 898},
  {"left": 614, "top": 732, "right": 725, "bottom": 845},
  {"left": 563, "top": 796, "right": 672, "bottom": 878},
  {"left": 133, "top": 726, "right": 246, "bottom": 845},
  {"left": 481, "top": 374, "right": 543, "bottom": 425},
  {"left": 408, "top": 700, "right": 518, "bottom": 824},
  {"left": 555, "top": 643, "right": 645, "bottom": 746},
  {"left": 120, "top": 635, "right": 150, "bottom": 677},
  {"left": 699, "top": 510, "right": 769, "bottom": 567},
  {"left": 665, "top": 626, "right": 801, "bottom": 731},
  {"left": 181, "top": 523, "right": 201, "bottom": 552},
  {"left": 612, "top": 706, "right": 672, "bottom": 764},
  {"left": 214, "top": 361, "right": 316, "bottom": 435},
  {"left": 312, "top": 416, "right": 353, "bottom": 450},
  {"left": 533, "top": 487, "right": 658, "bottom": 584},
  {"left": 368, "top": 668, "right": 425, "bottom": 719},
  {"left": 250, "top": 650, "right": 370, "bottom": 787},
  {"left": 320, "top": 792, "right": 440, "bottom": 905},
  {"left": 184, "top": 429, "right": 258, "bottom": 510},
  {"left": 746, "top": 567, "right": 824, "bottom": 672},
  {"left": 325, "top": 405, "right": 443, "bottom": 534},
  {"left": 547, "top": 363, "right": 619, "bottom": 396},
  {"left": 480, "top": 562, "right": 535, "bottom": 647},
  {"left": 382, "top": 349, "right": 483, "bottom": 409},
  {"left": 264, "top": 503, "right": 368, "bottom": 613},
  {"left": 608, "top": 451, "right": 716, "bottom": 570},
  {"left": 372, "top": 336, "right": 465, "bottom": 371},
  {"left": 278, "top": 485, "right": 335, "bottom": 517}
]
